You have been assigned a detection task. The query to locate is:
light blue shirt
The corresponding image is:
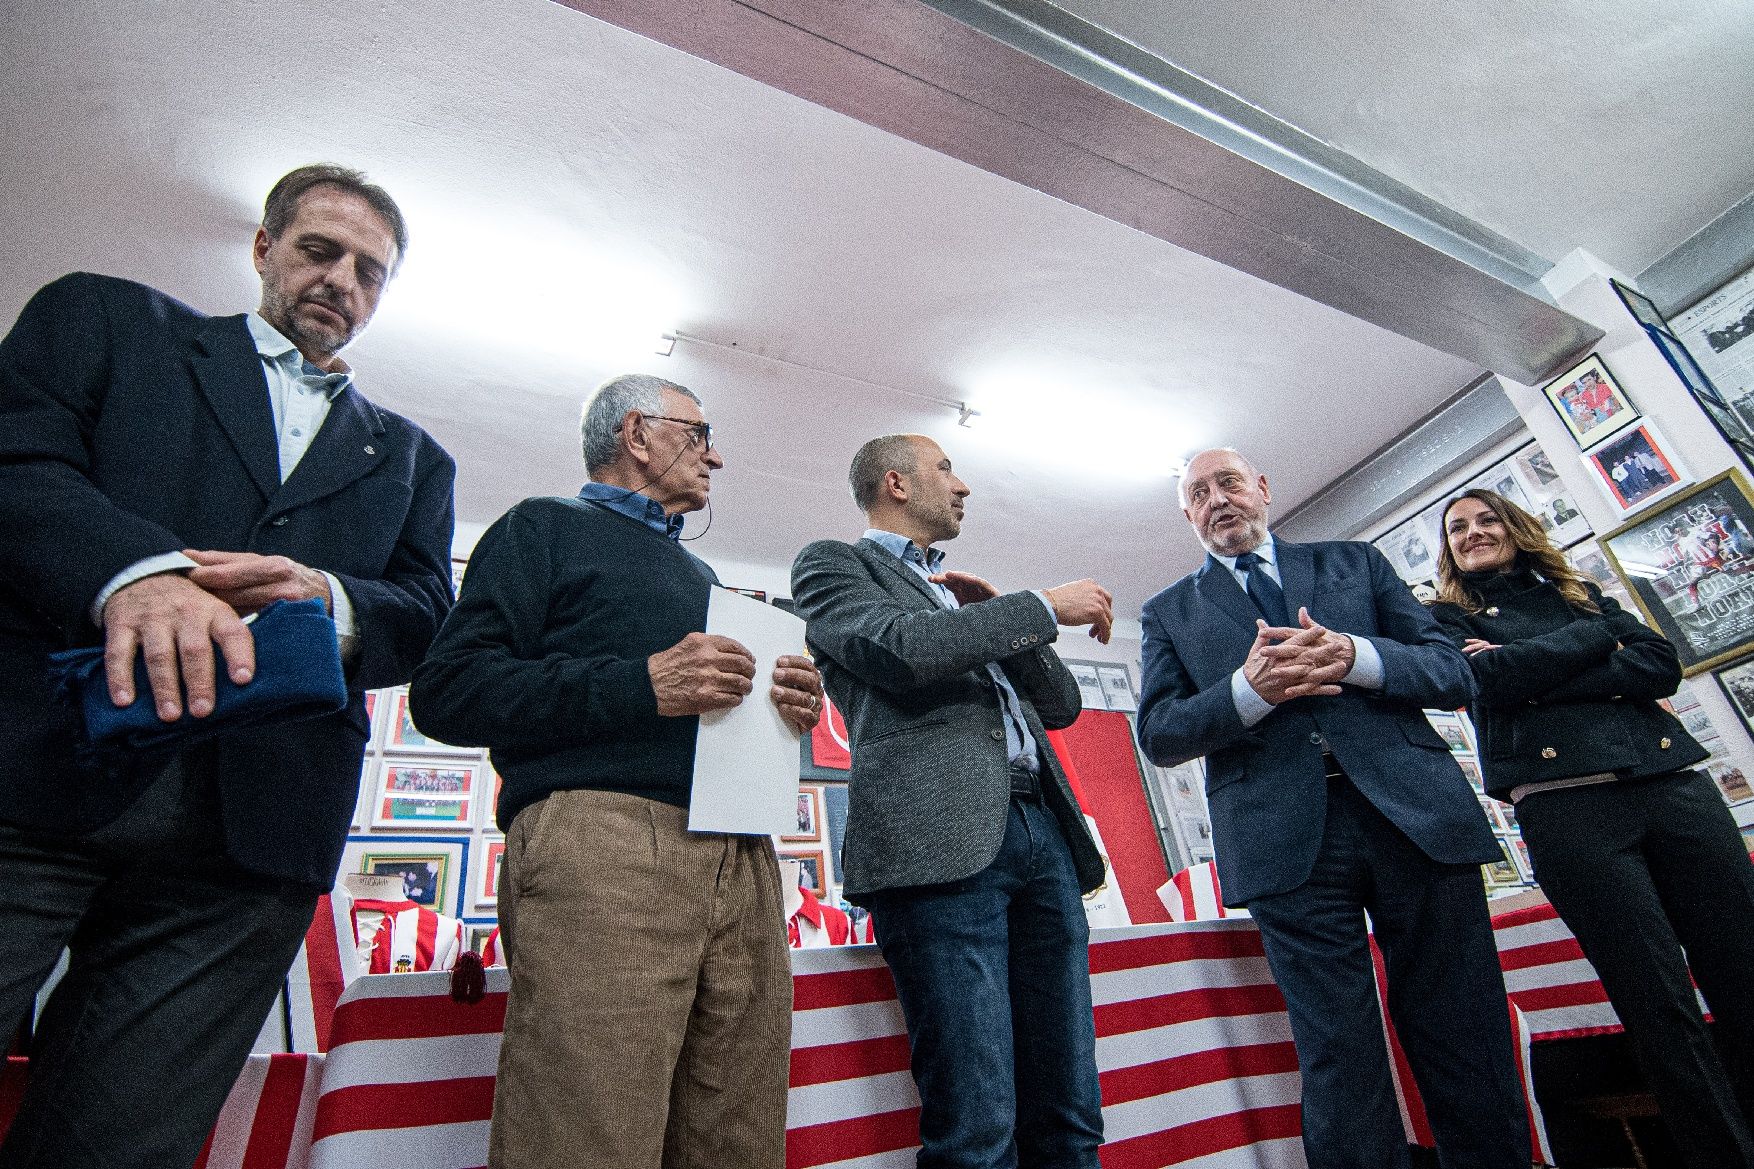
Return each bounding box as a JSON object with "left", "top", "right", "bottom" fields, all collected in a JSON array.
[
  {"left": 90, "top": 314, "right": 357, "bottom": 640},
  {"left": 864, "top": 530, "right": 1053, "bottom": 775},
  {"left": 1217, "top": 536, "right": 1384, "bottom": 727},
  {"left": 577, "top": 481, "right": 685, "bottom": 540}
]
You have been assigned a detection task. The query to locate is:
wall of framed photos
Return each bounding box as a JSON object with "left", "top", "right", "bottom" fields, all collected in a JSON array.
[{"left": 1354, "top": 253, "right": 1754, "bottom": 898}]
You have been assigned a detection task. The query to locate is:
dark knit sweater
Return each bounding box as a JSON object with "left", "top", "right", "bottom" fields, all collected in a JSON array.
[
  {"left": 408, "top": 495, "right": 718, "bottom": 830},
  {"left": 1429, "top": 566, "right": 1705, "bottom": 797}
]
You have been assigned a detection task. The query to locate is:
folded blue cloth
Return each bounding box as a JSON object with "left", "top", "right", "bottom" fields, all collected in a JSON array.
[{"left": 48, "top": 597, "right": 347, "bottom": 760}]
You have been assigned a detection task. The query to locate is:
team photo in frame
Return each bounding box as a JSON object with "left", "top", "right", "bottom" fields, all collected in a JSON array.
[
  {"left": 1585, "top": 422, "right": 1689, "bottom": 515},
  {"left": 373, "top": 759, "right": 479, "bottom": 831}
]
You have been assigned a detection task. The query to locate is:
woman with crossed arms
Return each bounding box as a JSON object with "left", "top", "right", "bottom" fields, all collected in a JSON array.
[{"left": 1431, "top": 486, "right": 1754, "bottom": 1169}]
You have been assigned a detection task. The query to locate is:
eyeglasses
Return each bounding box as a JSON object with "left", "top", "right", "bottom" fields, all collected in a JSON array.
[{"left": 641, "top": 414, "right": 714, "bottom": 451}]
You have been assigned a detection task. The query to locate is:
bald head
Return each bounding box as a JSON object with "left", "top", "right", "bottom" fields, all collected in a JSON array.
[
  {"left": 850, "top": 433, "right": 969, "bottom": 549},
  {"left": 1179, "top": 447, "right": 1272, "bottom": 557},
  {"left": 849, "top": 434, "right": 923, "bottom": 512}
]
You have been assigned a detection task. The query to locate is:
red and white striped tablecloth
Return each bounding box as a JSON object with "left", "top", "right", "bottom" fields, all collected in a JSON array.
[
  {"left": 1490, "top": 901, "right": 1628, "bottom": 1041},
  {"left": 309, "top": 922, "right": 1305, "bottom": 1169}
]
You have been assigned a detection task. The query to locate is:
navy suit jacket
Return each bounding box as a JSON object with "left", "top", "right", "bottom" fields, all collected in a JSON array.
[
  {"left": 1135, "top": 539, "right": 1497, "bottom": 905},
  {"left": 0, "top": 273, "right": 455, "bottom": 886}
]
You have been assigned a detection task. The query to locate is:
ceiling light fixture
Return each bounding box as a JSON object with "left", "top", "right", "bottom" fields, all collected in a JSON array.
[
  {"left": 960, "top": 366, "right": 1194, "bottom": 481},
  {"left": 655, "top": 334, "right": 677, "bottom": 357},
  {"left": 957, "top": 404, "right": 980, "bottom": 428}
]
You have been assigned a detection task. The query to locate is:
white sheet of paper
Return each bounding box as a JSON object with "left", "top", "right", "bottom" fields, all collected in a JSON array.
[{"left": 689, "top": 588, "right": 809, "bottom": 834}]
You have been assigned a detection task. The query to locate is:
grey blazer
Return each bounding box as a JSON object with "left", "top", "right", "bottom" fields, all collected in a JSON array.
[{"left": 790, "top": 537, "right": 1104, "bottom": 899}]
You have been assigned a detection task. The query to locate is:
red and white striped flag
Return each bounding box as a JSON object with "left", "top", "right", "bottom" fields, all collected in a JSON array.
[{"left": 194, "top": 1053, "right": 324, "bottom": 1169}]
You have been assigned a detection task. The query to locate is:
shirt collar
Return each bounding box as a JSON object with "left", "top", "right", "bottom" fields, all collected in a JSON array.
[
  {"left": 1214, "top": 534, "right": 1277, "bottom": 574},
  {"left": 246, "top": 312, "right": 352, "bottom": 399},
  {"left": 579, "top": 481, "right": 685, "bottom": 541},
  {"left": 864, "top": 528, "right": 945, "bottom": 572}
]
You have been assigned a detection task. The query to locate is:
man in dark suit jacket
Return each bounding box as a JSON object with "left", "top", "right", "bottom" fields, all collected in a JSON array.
[
  {"left": 1135, "top": 448, "right": 1527, "bottom": 1169},
  {"left": 791, "top": 433, "right": 1114, "bottom": 1169},
  {"left": 0, "top": 165, "right": 454, "bottom": 1169}
]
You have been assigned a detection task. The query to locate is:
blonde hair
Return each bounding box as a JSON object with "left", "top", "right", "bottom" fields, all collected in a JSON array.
[{"left": 1433, "top": 488, "right": 1598, "bottom": 615}]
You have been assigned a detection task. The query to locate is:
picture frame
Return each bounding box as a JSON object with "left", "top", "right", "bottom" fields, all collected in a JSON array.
[
  {"left": 1095, "top": 664, "right": 1137, "bottom": 712},
  {"left": 1611, "top": 278, "right": 1670, "bottom": 333},
  {"left": 1478, "top": 796, "right": 1506, "bottom": 832},
  {"left": 363, "top": 688, "right": 384, "bottom": 747},
  {"left": 1542, "top": 352, "right": 1641, "bottom": 449},
  {"left": 783, "top": 785, "right": 822, "bottom": 843},
  {"left": 385, "top": 688, "right": 477, "bottom": 754},
  {"left": 465, "top": 921, "right": 499, "bottom": 957},
  {"left": 1564, "top": 536, "right": 1641, "bottom": 618},
  {"left": 1585, "top": 422, "right": 1688, "bottom": 515},
  {"left": 373, "top": 760, "right": 478, "bottom": 831},
  {"left": 474, "top": 763, "right": 504, "bottom": 830},
  {"left": 1601, "top": 469, "right": 1754, "bottom": 674},
  {"left": 341, "top": 837, "right": 468, "bottom": 916},
  {"left": 1510, "top": 837, "right": 1535, "bottom": 883},
  {"left": 473, "top": 837, "right": 506, "bottom": 908},
  {"left": 1458, "top": 759, "right": 1484, "bottom": 792},
  {"left": 1712, "top": 760, "right": 1754, "bottom": 806},
  {"left": 1713, "top": 656, "right": 1754, "bottom": 740},
  {"left": 1482, "top": 838, "right": 1524, "bottom": 889},
  {"left": 778, "top": 848, "right": 826, "bottom": 893}
]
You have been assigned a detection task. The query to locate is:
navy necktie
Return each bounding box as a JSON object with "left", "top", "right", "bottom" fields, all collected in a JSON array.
[{"left": 1235, "top": 551, "right": 1290, "bottom": 627}]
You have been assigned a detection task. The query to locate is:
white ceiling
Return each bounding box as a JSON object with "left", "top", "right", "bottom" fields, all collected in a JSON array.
[
  {"left": 1, "top": 0, "right": 1745, "bottom": 634},
  {"left": 1058, "top": 0, "right": 1754, "bottom": 277}
]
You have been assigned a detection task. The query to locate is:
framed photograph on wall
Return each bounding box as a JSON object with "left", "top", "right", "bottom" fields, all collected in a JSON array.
[
  {"left": 1543, "top": 352, "right": 1641, "bottom": 449},
  {"left": 1601, "top": 469, "right": 1754, "bottom": 674},
  {"left": 373, "top": 760, "right": 478, "bottom": 830},
  {"left": 340, "top": 837, "right": 468, "bottom": 916},
  {"left": 465, "top": 921, "right": 498, "bottom": 957},
  {"left": 1711, "top": 759, "right": 1754, "bottom": 805},
  {"left": 1565, "top": 536, "right": 1641, "bottom": 617},
  {"left": 1482, "top": 839, "right": 1524, "bottom": 889},
  {"left": 473, "top": 837, "right": 506, "bottom": 908},
  {"left": 1713, "top": 656, "right": 1754, "bottom": 739},
  {"left": 778, "top": 848, "right": 827, "bottom": 893},
  {"left": 784, "top": 786, "right": 822, "bottom": 843},
  {"left": 1584, "top": 423, "right": 1688, "bottom": 515},
  {"left": 386, "top": 688, "right": 477, "bottom": 754}
]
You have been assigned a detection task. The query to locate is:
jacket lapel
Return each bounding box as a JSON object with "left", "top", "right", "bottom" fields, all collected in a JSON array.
[
  {"left": 856, "top": 538, "right": 943, "bottom": 608},
  {"left": 191, "top": 315, "right": 280, "bottom": 501},
  {"left": 267, "top": 388, "right": 386, "bottom": 515},
  {"left": 1195, "top": 554, "right": 1261, "bottom": 631},
  {"left": 1275, "top": 539, "right": 1315, "bottom": 624}
]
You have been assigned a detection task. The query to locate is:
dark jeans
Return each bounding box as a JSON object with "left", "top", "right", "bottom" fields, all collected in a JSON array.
[
  {"left": 1519, "top": 770, "right": 1754, "bottom": 1169},
  {"left": 0, "top": 758, "right": 318, "bottom": 1169},
  {"left": 1246, "top": 775, "right": 1529, "bottom": 1169},
  {"left": 865, "top": 797, "right": 1103, "bottom": 1169}
]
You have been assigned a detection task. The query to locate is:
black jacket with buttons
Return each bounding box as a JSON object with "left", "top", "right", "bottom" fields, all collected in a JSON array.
[{"left": 1430, "top": 565, "right": 1706, "bottom": 799}]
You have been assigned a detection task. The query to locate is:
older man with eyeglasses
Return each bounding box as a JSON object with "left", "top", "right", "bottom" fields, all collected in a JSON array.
[{"left": 409, "top": 373, "right": 824, "bottom": 1169}]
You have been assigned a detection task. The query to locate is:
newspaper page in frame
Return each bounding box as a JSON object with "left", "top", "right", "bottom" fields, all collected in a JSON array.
[
  {"left": 689, "top": 588, "right": 808, "bottom": 834},
  {"left": 1673, "top": 266, "right": 1754, "bottom": 426}
]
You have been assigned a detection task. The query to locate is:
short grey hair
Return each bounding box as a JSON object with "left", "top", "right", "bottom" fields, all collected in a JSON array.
[
  {"left": 580, "top": 374, "right": 701, "bottom": 473},
  {"left": 849, "top": 434, "right": 921, "bottom": 512},
  {"left": 1175, "top": 446, "right": 1255, "bottom": 507}
]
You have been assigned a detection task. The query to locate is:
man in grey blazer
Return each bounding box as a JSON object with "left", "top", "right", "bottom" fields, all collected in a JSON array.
[{"left": 791, "top": 433, "right": 1114, "bottom": 1169}]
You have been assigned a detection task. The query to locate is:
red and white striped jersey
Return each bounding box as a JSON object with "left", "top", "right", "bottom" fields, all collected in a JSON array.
[{"left": 351, "top": 899, "right": 464, "bottom": 974}]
